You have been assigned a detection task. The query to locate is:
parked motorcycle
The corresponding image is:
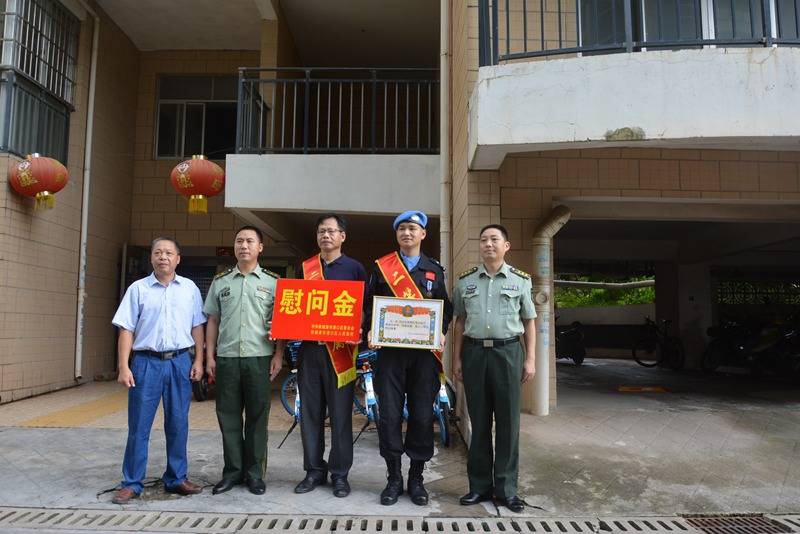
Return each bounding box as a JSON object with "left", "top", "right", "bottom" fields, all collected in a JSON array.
[
  {"left": 748, "top": 315, "right": 800, "bottom": 378},
  {"left": 700, "top": 316, "right": 761, "bottom": 372},
  {"left": 555, "top": 317, "right": 586, "bottom": 365},
  {"left": 702, "top": 313, "right": 800, "bottom": 379}
]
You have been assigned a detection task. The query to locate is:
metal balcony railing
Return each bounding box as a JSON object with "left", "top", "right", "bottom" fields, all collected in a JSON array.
[
  {"left": 236, "top": 68, "right": 439, "bottom": 154},
  {"left": 479, "top": 0, "right": 800, "bottom": 65}
]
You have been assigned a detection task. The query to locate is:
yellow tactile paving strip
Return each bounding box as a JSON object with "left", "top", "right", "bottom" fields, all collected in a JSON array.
[
  {"left": 16, "top": 390, "right": 129, "bottom": 427},
  {"left": 0, "top": 370, "right": 303, "bottom": 432}
]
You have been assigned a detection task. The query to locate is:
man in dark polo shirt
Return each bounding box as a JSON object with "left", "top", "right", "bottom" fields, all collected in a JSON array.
[{"left": 291, "top": 213, "right": 367, "bottom": 498}]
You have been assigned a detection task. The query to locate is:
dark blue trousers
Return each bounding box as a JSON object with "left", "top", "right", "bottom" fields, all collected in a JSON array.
[{"left": 121, "top": 351, "right": 192, "bottom": 493}]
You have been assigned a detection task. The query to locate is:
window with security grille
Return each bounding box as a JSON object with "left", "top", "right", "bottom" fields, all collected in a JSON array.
[{"left": 0, "top": 0, "right": 79, "bottom": 162}]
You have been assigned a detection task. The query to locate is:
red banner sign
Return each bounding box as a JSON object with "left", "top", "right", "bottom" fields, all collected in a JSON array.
[{"left": 271, "top": 279, "right": 364, "bottom": 342}]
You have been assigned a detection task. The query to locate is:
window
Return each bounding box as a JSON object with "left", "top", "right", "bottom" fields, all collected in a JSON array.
[
  {"left": 155, "top": 75, "right": 238, "bottom": 160},
  {"left": 578, "top": 0, "right": 790, "bottom": 52},
  {"left": 0, "top": 0, "right": 79, "bottom": 162}
]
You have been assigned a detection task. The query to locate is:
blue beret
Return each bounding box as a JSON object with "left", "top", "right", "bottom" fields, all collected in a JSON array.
[{"left": 393, "top": 210, "right": 427, "bottom": 230}]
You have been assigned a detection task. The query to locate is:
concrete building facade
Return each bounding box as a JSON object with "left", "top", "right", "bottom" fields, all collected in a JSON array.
[{"left": 1, "top": 1, "right": 798, "bottom": 423}]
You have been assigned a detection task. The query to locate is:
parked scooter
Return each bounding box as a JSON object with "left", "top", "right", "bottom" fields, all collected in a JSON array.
[
  {"left": 700, "top": 316, "right": 761, "bottom": 372},
  {"left": 748, "top": 314, "right": 800, "bottom": 378},
  {"left": 555, "top": 316, "right": 586, "bottom": 365},
  {"left": 702, "top": 313, "right": 800, "bottom": 379}
]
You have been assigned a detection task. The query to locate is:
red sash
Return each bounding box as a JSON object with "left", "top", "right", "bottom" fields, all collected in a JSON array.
[
  {"left": 375, "top": 252, "right": 444, "bottom": 372},
  {"left": 302, "top": 254, "right": 357, "bottom": 387}
]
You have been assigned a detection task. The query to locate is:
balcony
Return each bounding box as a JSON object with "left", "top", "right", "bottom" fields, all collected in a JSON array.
[
  {"left": 227, "top": 68, "right": 441, "bottom": 249},
  {"left": 236, "top": 67, "right": 439, "bottom": 155},
  {"left": 469, "top": 0, "right": 800, "bottom": 169}
]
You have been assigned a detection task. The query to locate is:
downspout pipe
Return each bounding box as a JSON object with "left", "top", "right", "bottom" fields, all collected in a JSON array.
[
  {"left": 439, "top": 0, "right": 451, "bottom": 373},
  {"left": 530, "top": 205, "right": 571, "bottom": 415},
  {"left": 73, "top": 0, "right": 100, "bottom": 380}
]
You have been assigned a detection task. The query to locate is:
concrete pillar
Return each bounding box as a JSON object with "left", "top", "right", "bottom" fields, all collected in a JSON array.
[{"left": 678, "top": 262, "right": 713, "bottom": 368}]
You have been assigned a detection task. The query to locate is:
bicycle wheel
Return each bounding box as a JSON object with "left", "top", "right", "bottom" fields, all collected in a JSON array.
[
  {"left": 281, "top": 374, "right": 298, "bottom": 417},
  {"left": 700, "top": 340, "right": 725, "bottom": 372},
  {"left": 664, "top": 337, "right": 685, "bottom": 371},
  {"left": 572, "top": 345, "right": 586, "bottom": 366},
  {"left": 445, "top": 379, "right": 457, "bottom": 415},
  {"left": 369, "top": 399, "right": 380, "bottom": 430},
  {"left": 632, "top": 337, "right": 660, "bottom": 367},
  {"left": 352, "top": 376, "right": 367, "bottom": 416},
  {"left": 192, "top": 375, "right": 209, "bottom": 402},
  {"left": 435, "top": 401, "right": 451, "bottom": 447}
]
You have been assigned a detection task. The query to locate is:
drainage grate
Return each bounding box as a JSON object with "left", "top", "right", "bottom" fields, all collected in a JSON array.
[
  {"left": 2, "top": 508, "right": 799, "bottom": 534},
  {"left": 685, "top": 515, "right": 792, "bottom": 534}
]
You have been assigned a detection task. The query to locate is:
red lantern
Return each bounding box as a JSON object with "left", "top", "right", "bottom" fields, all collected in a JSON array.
[
  {"left": 8, "top": 154, "right": 69, "bottom": 210},
  {"left": 170, "top": 155, "right": 225, "bottom": 214}
]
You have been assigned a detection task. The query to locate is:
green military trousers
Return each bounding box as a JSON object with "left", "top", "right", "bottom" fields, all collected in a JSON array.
[
  {"left": 462, "top": 341, "right": 523, "bottom": 499},
  {"left": 215, "top": 356, "right": 272, "bottom": 482}
]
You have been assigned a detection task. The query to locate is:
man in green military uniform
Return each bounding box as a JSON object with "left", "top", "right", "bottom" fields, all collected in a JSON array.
[
  {"left": 452, "top": 224, "right": 537, "bottom": 513},
  {"left": 204, "top": 226, "right": 285, "bottom": 496}
]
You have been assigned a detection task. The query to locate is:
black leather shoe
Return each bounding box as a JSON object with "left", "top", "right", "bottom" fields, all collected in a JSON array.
[
  {"left": 460, "top": 492, "right": 492, "bottom": 506},
  {"left": 332, "top": 476, "right": 350, "bottom": 498},
  {"left": 247, "top": 478, "right": 266, "bottom": 495},
  {"left": 294, "top": 472, "right": 327, "bottom": 494},
  {"left": 212, "top": 478, "right": 242, "bottom": 495},
  {"left": 499, "top": 495, "right": 525, "bottom": 513}
]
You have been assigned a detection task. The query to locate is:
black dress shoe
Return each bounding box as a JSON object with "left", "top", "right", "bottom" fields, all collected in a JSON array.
[
  {"left": 460, "top": 492, "right": 492, "bottom": 506},
  {"left": 212, "top": 478, "right": 242, "bottom": 495},
  {"left": 294, "top": 472, "right": 327, "bottom": 494},
  {"left": 331, "top": 476, "right": 350, "bottom": 498},
  {"left": 499, "top": 495, "right": 525, "bottom": 513},
  {"left": 247, "top": 478, "right": 266, "bottom": 495}
]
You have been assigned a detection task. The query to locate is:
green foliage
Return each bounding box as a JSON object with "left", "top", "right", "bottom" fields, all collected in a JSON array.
[{"left": 554, "top": 277, "right": 655, "bottom": 308}]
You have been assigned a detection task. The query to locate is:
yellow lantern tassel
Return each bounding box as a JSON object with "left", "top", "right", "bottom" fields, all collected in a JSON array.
[
  {"left": 189, "top": 194, "right": 207, "bottom": 214},
  {"left": 34, "top": 191, "right": 55, "bottom": 211}
]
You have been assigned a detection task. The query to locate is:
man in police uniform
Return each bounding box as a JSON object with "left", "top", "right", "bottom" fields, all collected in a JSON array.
[
  {"left": 452, "top": 224, "right": 537, "bottom": 513},
  {"left": 364, "top": 210, "right": 453, "bottom": 506},
  {"left": 110, "top": 237, "right": 207, "bottom": 505},
  {"left": 204, "top": 226, "right": 285, "bottom": 496},
  {"left": 291, "top": 213, "right": 367, "bottom": 498}
]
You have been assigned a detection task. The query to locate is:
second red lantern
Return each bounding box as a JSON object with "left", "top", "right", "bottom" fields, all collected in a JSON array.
[{"left": 170, "top": 155, "right": 225, "bottom": 214}]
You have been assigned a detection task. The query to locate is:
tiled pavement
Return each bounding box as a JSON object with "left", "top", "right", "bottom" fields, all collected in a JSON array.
[{"left": 1, "top": 358, "right": 799, "bottom": 526}]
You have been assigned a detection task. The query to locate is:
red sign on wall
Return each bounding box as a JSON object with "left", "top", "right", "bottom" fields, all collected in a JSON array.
[{"left": 271, "top": 279, "right": 365, "bottom": 343}]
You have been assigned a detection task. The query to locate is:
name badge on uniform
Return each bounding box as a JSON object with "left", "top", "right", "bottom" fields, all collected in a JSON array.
[
  {"left": 465, "top": 284, "right": 477, "bottom": 295},
  {"left": 220, "top": 287, "right": 231, "bottom": 298}
]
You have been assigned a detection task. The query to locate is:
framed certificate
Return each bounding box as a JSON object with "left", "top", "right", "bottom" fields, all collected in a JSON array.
[{"left": 370, "top": 296, "right": 444, "bottom": 350}]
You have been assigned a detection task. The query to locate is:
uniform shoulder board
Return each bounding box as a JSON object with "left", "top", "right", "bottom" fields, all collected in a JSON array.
[
  {"left": 213, "top": 268, "right": 233, "bottom": 280},
  {"left": 509, "top": 266, "right": 531, "bottom": 279},
  {"left": 261, "top": 268, "right": 280, "bottom": 279},
  {"left": 459, "top": 266, "right": 478, "bottom": 279},
  {"left": 429, "top": 257, "right": 446, "bottom": 272}
]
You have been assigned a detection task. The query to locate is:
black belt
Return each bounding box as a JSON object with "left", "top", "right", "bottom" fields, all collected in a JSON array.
[
  {"left": 134, "top": 348, "right": 191, "bottom": 360},
  {"left": 464, "top": 336, "right": 520, "bottom": 348}
]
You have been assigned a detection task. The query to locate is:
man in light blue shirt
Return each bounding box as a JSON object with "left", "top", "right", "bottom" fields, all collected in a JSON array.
[{"left": 110, "top": 237, "right": 207, "bottom": 505}]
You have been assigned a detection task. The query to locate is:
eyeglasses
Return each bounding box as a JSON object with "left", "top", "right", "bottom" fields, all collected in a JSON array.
[{"left": 317, "top": 228, "right": 342, "bottom": 236}]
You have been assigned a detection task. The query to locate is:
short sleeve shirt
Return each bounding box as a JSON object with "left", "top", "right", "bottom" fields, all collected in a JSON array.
[
  {"left": 204, "top": 264, "right": 279, "bottom": 357},
  {"left": 452, "top": 262, "right": 536, "bottom": 339},
  {"left": 112, "top": 273, "right": 207, "bottom": 352}
]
